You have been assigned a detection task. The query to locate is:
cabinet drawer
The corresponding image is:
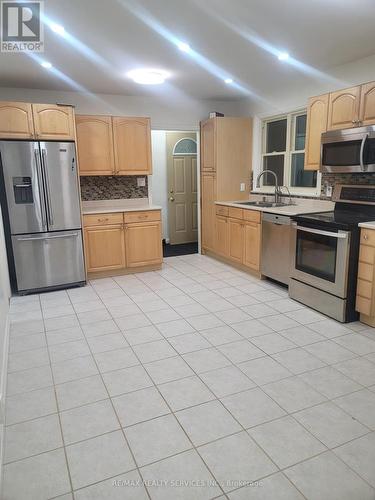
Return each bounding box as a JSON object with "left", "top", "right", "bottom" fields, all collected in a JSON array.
[
  {"left": 359, "top": 244, "right": 375, "bottom": 265},
  {"left": 358, "top": 262, "right": 374, "bottom": 281},
  {"left": 216, "top": 205, "right": 229, "bottom": 217},
  {"left": 357, "top": 278, "right": 373, "bottom": 299},
  {"left": 361, "top": 229, "right": 375, "bottom": 247},
  {"left": 228, "top": 207, "right": 243, "bottom": 220},
  {"left": 356, "top": 295, "right": 372, "bottom": 316},
  {"left": 83, "top": 213, "right": 123, "bottom": 227},
  {"left": 243, "top": 210, "right": 261, "bottom": 223},
  {"left": 124, "top": 210, "right": 161, "bottom": 224}
]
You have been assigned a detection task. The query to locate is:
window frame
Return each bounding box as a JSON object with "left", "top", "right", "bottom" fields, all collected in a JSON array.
[{"left": 255, "top": 109, "right": 321, "bottom": 197}]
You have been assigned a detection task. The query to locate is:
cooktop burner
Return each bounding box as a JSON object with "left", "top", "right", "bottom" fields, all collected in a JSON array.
[{"left": 294, "top": 209, "right": 375, "bottom": 231}]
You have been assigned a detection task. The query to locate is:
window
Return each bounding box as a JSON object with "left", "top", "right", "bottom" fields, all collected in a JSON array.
[
  {"left": 258, "top": 110, "right": 319, "bottom": 194},
  {"left": 173, "top": 138, "right": 197, "bottom": 155}
]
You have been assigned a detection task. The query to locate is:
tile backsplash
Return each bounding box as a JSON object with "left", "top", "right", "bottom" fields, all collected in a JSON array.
[
  {"left": 321, "top": 172, "right": 375, "bottom": 199},
  {"left": 80, "top": 176, "right": 148, "bottom": 201}
]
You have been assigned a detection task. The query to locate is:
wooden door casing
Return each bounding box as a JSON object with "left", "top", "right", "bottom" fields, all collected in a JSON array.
[
  {"left": 76, "top": 115, "right": 115, "bottom": 175},
  {"left": 0, "top": 101, "right": 35, "bottom": 139}
]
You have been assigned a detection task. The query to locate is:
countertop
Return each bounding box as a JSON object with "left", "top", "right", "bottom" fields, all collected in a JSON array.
[
  {"left": 82, "top": 198, "right": 162, "bottom": 215},
  {"left": 359, "top": 221, "right": 375, "bottom": 229},
  {"left": 215, "top": 197, "right": 334, "bottom": 216}
]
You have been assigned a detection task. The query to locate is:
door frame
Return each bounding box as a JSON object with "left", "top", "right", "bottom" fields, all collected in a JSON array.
[{"left": 149, "top": 129, "right": 201, "bottom": 253}]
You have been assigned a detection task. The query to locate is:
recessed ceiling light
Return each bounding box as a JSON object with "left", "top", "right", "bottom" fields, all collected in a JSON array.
[
  {"left": 278, "top": 52, "right": 289, "bottom": 61},
  {"left": 224, "top": 78, "right": 233, "bottom": 84},
  {"left": 41, "top": 61, "right": 52, "bottom": 69},
  {"left": 50, "top": 23, "right": 65, "bottom": 35},
  {"left": 127, "top": 68, "right": 170, "bottom": 85},
  {"left": 178, "top": 42, "right": 191, "bottom": 53}
]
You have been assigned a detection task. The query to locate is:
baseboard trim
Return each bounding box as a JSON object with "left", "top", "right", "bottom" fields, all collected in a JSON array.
[
  {"left": 202, "top": 249, "right": 262, "bottom": 279},
  {"left": 0, "top": 313, "right": 10, "bottom": 494},
  {"left": 87, "top": 264, "right": 163, "bottom": 280}
]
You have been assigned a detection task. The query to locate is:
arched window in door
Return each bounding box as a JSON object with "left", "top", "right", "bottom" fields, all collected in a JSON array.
[{"left": 173, "top": 138, "right": 197, "bottom": 155}]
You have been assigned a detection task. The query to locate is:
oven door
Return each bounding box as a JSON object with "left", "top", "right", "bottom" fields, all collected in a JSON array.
[
  {"left": 321, "top": 127, "right": 375, "bottom": 173},
  {"left": 290, "top": 223, "right": 351, "bottom": 298}
]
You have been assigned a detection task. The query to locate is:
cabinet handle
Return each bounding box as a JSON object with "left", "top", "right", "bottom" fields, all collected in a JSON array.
[
  {"left": 364, "top": 234, "right": 369, "bottom": 240},
  {"left": 97, "top": 217, "right": 109, "bottom": 222}
]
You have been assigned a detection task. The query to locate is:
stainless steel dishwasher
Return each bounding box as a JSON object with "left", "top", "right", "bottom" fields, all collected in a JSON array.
[{"left": 261, "top": 213, "right": 292, "bottom": 285}]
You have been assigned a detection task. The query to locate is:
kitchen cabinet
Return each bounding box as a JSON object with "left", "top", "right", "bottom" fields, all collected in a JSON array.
[
  {"left": 201, "top": 174, "right": 216, "bottom": 251},
  {"left": 359, "top": 81, "right": 375, "bottom": 126},
  {"left": 32, "top": 104, "right": 75, "bottom": 140},
  {"left": 83, "top": 210, "right": 162, "bottom": 276},
  {"left": 200, "top": 117, "right": 252, "bottom": 254},
  {"left": 84, "top": 225, "right": 126, "bottom": 273},
  {"left": 0, "top": 101, "right": 35, "bottom": 139},
  {"left": 113, "top": 117, "right": 152, "bottom": 175},
  {"left": 356, "top": 228, "right": 375, "bottom": 326},
  {"left": 304, "top": 94, "right": 329, "bottom": 171},
  {"left": 215, "top": 215, "right": 229, "bottom": 257},
  {"left": 201, "top": 119, "right": 215, "bottom": 171},
  {"left": 211, "top": 204, "right": 262, "bottom": 273},
  {"left": 327, "top": 86, "right": 360, "bottom": 130},
  {"left": 125, "top": 221, "right": 162, "bottom": 267},
  {"left": 243, "top": 222, "right": 261, "bottom": 270},
  {"left": 75, "top": 115, "right": 115, "bottom": 175},
  {"left": 228, "top": 218, "right": 244, "bottom": 264}
]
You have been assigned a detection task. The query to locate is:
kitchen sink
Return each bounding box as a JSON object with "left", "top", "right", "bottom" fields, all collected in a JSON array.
[{"left": 237, "top": 201, "right": 296, "bottom": 208}]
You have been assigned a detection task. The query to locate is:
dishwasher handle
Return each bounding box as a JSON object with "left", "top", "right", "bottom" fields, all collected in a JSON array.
[{"left": 262, "top": 213, "right": 291, "bottom": 226}]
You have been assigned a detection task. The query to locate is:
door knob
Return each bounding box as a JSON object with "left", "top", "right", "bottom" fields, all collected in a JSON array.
[{"left": 169, "top": 197, "right": 175, "bottom": 202}]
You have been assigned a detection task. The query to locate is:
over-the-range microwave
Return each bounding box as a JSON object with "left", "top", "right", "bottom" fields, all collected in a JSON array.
[{"left": 321, "top": 125, "right": 375, "bottom": 173}]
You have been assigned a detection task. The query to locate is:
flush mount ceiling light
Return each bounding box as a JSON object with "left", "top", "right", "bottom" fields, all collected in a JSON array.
[
  {"left": 127, "top": 68, "right": 170, "bottom": 85},
  {"left": 278, "top": 52, "right": 290, "bottom": 61},
  {"left": 50, "top": 23, "right": 65, "bottom": 35},
  {"left": 178, "top": 42, "right": 191, "bottom": 53},
  {"left": 41, "top": 61, "right": 52, "bottom": 69},
  {"left": 224, "top": 78, "right": 233, "bottom": 84}
]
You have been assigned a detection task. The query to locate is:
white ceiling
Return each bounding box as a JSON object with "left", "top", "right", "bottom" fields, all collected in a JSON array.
[{"left": 1, "top": 0, "right": 375, "bottom": 104}]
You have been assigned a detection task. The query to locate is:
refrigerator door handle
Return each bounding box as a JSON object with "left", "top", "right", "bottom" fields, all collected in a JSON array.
[
  {"left": 34, "top": 149, "right": 47, "bottom": 228},
  {"left": 41, "top": 149, "right": 54, "bottom": 226},
  {"left": 17, "top": 232, "right": 79, "bottom": 242}
]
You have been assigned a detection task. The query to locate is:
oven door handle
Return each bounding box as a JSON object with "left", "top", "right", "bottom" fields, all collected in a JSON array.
[
  {"left": 360, "top": 133, "right": 369, "bottom": 172},
  {"left": 293, "top": 223, "right": 348, "bottom": 239}
]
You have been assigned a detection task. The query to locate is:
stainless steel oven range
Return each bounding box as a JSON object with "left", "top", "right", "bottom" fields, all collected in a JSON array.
[{"left": 289, "top": 184, "right": 375, "bottom": 322}]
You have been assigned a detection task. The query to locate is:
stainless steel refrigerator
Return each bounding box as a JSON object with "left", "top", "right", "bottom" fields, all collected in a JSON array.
[{"left": 0, "top": 140, "right": 86, "bottom": 293}]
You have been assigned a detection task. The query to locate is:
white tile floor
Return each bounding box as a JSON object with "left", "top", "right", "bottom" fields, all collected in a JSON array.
[{"left": 3, "top": 254, "right": 375, "bottom": 500}]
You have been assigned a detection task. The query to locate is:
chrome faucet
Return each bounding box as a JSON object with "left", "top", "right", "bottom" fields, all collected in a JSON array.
[{"left": 256, "top": 170, "right": 281, "bottom": 204}]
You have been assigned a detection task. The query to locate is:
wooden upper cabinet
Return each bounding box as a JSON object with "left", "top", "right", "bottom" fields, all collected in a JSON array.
[
  {"left": 327, "top": 86, "right": 360, "bottom": 130},
  {"left": 0, "top": 101, "right": 34, "bottom": 139},
  {"left": 76, "top": 115, "right": 115, "bottom": 176},
  {"left": 201, "top": 119, "right": 215, "bottom": 171},
  {"left": 359, "top": 81, "right": 375, "bottom": 126},
  {"left": 304, "top": 94, "right": 329, "bottom": 171},
  {"left": 243, "top": 222, "right": 261, "bottom": 271},
  {"left": 125, "top": 221, "right": 162, "bottom": 267},
  {"left": 113, "top": 117, "right": 152, "bottom": 175},
  {"left": 32, "top": 104, "right": 75, "bottom": 140}
]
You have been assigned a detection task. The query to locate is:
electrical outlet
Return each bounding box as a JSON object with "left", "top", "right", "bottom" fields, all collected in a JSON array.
[
  {"left": 137, "top": 177, "right": 146, "bottom": 187},
  {"left": 240, "top": 183, "right": 246, "bottom": 192}
]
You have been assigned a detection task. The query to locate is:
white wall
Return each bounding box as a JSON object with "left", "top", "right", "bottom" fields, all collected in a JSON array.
[
  {"left": 0, "top": 87, "right": 248, "bottom": 130},
  {"left": 150, "top": 131, "right": 168, "bottom": 240}
]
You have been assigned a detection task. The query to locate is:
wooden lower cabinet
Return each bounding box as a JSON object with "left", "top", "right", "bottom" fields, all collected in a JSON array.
[
  {"left": 125, "top": 222, "right": 162, "bottom": 267},
  {"left": 201, "top": 174, "right": 216, "bottom": 251},
  {"left": 356, "top": 228, "right": 375, "bottom": 325},
  {"left": 243, "top": 222, "right": 261, "bottom": 270},
  {"left": 83, "top": 210, "right": 162, "bottom": 276},
  {"left": 84, "top": 225, "right": 126, "bottom": 273},
  {"left": 228, "top": 219, "right": 244, "bottom": 264},
  {"left": 215, "top": 216, "right": 229, "bottom": 257}
]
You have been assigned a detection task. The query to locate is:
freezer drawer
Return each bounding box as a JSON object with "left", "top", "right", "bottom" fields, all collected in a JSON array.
[{"left": 12, "top": 230, "right": 85, "bottom": 292}]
